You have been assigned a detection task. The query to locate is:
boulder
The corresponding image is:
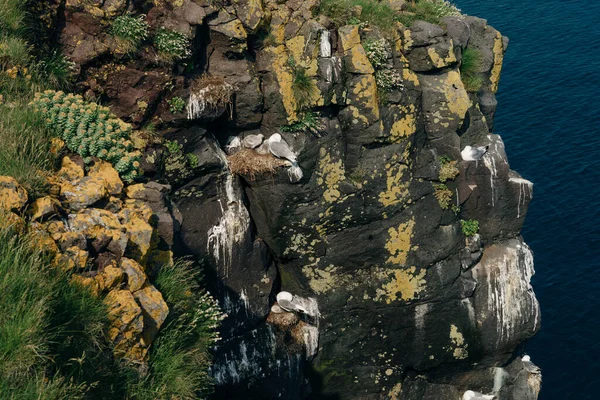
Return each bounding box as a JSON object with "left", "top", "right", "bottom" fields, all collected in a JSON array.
[{"left": 0, "top": 176, "right": 27, "bottom": 211}]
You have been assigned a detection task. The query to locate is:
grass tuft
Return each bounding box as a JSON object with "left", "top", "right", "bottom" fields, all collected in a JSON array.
[
  {"left": 460, "top": 47, "right": 483, "bottom": 92},
  {"left": 127, "top": 259, "right": 223, "bottom": 399}
]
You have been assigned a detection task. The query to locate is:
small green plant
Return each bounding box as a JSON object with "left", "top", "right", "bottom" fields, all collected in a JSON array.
[
  {"left": 451, "top": 204, "right": 461, "bottom": 215},
  {"left": 374, "top": 69, "right": 404, "bottom": 93},
  {"left": 434, "top": 183, "right": 453, "bottom": 209},
  {"left": 110, "top": 13, "right": 149, "bottom": 54},
  {"left": 364, "top": 39, "right": 389, "bottom": 69},
  {"left": 398, "top": 0, "right": 462, "bottom": 26},
  {"left": 281, "top": 112, "right": 323, "bottom": 135},
  {"left": 288, "top": 56, "right": 317, "bottom": 110},
  {"left": 363, "top": 38, "right": 403, "bottom": 93},
  {"left": 439, "top": 156, "right": 459, "bottom": 182},
  {"left": 461, "top": 219, "right": 479, "bottom": 236},
  {"left": 31, "top": 90, "right": 141, "bottom": 182},
  {"left": 162, "top": 140, "right": 198, "bottom": 185},
  {"left": 460, "top": 47, "right": 483, "bottom": 92},
  {"left": 167, "top": 96, "right": 185, "bottom": 114},
  {"left": 154, "top": 27, "right": 191, "bottom": 62}
]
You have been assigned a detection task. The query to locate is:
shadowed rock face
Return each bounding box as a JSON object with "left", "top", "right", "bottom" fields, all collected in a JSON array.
[{"left": 55, "top": 0, "right": 540, "bottom": 398}]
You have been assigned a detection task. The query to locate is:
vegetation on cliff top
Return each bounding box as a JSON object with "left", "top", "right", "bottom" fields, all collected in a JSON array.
[{"left": 318, "top": 0, "right": 462, "bottom": 30}]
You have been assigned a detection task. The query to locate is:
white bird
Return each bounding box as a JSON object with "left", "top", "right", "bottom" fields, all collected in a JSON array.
[
  {"left": 255, "top": 140, "right": 271, "bottom": 155},
  {"left": 461, "top": 145, "right": 489, "bottom": 161},
  {"left": 225, "top": 136, "right": 241, "bottom": 154},
  {"left": 522, "top": 355, "right": 541, "bottom": 374},
  {"left": 242, "top": 133, "right": 264, "bottom": 149},
  {"left": 276, "top": 291, "right": 309, "bottom": 314},
  {"left": 268, "top": 133, "right": 303, "bottom": 182},
  {"left": 462, "top": 390, "right": 495, "bottom": 400}
]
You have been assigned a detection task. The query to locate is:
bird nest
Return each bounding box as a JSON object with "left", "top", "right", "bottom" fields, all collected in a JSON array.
[{"left": 227, "top": 148, "right": 287, "bottom": 181}]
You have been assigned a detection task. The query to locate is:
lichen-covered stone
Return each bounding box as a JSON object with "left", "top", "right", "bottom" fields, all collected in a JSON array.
[
  {"left": 105, "top": 289, "right": 147, "bottom": 362},
  {"left": 133, "top": 285, "right": 169, "bottom": 345},
  {"left": 120, "top": 257, "right": 147, "bottom": 292},
  {"left": 88, "top": 160, "right": 124, "bottom": 195},
  {"left": 28, "top": 196, "right": 60, "bottom": 221},
  {"left": 0, "top": 176, "right": 28, "bottom": 211},
  {"left": 61, "top": 176, "right": 108, "bottom": 211}
]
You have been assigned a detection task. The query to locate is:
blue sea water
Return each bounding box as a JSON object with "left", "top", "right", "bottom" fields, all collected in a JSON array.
[{"left": 454, "top": 0, "right": 600, "bottom": 398}]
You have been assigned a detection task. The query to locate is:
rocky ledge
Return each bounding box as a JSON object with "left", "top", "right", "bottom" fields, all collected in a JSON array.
[{"left": 15, "top": 0, "right": 542, "bottom": 399}]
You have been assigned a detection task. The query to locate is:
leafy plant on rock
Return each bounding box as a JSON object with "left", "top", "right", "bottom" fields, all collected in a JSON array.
[
  {"left": 162, "top": 140, "right": 198, "bottom": 185},
  {"left": 110, "top": 13, "right": 149, "bottom": 54},
  {"left": 281, "top": 112, "right": 324, "bottom": 135},
  {"left": 363, "top": 38, "right": 403, "bottom": 94},
  {"left": 438, "top": 155, "right": 459, "bottom": 182},
  {"left": 154, "top": 27, "right": 191, "bottom": 62},
  {"left": 434, "top": 183, "right": 453, "bottom": 209},
  {"left": 30, "top": 90, "right": 141, "bottom": 182},
  {"left": 167, "top": 96, "right": 185, "bottom": 114},
  {"left": 461, "top": 219, "right": 479, "bottom": 236}
]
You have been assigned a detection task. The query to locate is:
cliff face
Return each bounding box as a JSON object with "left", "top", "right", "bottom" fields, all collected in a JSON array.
[{"left": 54, "top": 0, "right": 541, "bottom": 398}]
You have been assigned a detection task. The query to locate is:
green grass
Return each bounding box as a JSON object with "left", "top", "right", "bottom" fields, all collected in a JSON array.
[
  {"left": 318, "top": 0, "right": 397, "bottom": 33},
  {"left": 0, "top": 223, "right": 113, "bottom": 398},
  {"left": 460, "top": 47, "right": 483, "bottom": 92},
  {"left": 289, "top": 56, "right": 317, "bottom": 110},
  {"left": 127, "top": 259, "right": 222, "bottom": 399},
  {"left": 0, "top": 101, "right": 54, "bottom": 197},
  {"left": 398, "top": 0, "right": 462, "bottom": 26}
]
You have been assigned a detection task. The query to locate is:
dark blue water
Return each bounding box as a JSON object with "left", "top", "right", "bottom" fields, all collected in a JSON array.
[{"left": 455, "top": 0, "right": 600, "bottom": 398}]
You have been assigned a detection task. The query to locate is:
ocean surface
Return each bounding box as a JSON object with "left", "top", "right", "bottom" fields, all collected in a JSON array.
[{"left": 455, "top": 0, "right": 600, "bottom": 398}]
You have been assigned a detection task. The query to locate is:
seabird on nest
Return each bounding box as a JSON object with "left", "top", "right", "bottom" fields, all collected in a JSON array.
[
  {"left": 462, "top": 390, "right": 495, "bottom": 400},
  {"left": 225, "top": 136, "right": 241, "bottom": 154},
  {"left": 268, "top": 133, "right": 303, "bottom": 182},
  {"left": 461, "top": 145, "right": 489, "bottom": 161},
  {"left": 276, "top": 291, "right": 308, "bottom": 314},
  {"left": 242, "top": 133, "right": 264, "bottom": 149}
]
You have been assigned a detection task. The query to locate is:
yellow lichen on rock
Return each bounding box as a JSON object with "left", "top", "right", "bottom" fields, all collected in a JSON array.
[
  {"left": 316, "top": 148, "right": 345, "bottom": 203},
  {"left": 349, "top": 75, "right": 380, "bottom": 122},
  {"left": 0, "top": 176, "right": 28, "bottom": 211},
  {"left": 489, "top": 31, "right": 504, "bottom": 92},
  {"left": 443, "top": 70, "right": 471, "bottom": 118},
  {"left": 427, "top": 41, "right": 457, "bottom": 69},
  {"left": 389, "top": 104, "right": 417, "bottom": 143},
  {"left": 385, "top": 217, "right": 416, "bottom": 265},
  {"left": 28, "top": 196, "right": 60, "bottom": 221},
  {"left": 269, "top": 45, "right": 298, "bottom": 121},
  {"left": 375, "top": 266, "right": 426, "bottom": 303},
  {"left": 448, "top": 324, "right": 469, "bottom": 359},
  {"left": 302, "top": 264, "right": 340, "bottom": 294},
  {"left": 134, "top": 285, "right": 169, "bottom": 344},
  {"left": 57, "top": 156, "right": 84, "bottom": 182},
  {"left": 339, "top": 26, "right": 374, "bottom": 74},
  {"left": 379, "top": 163, "right": 410, "bottom": 207},
  {"left": 105, "top": 289, "right": 147, "bottom": 362},
  {"left": 120, "top": 257, "right": 147, "bottom": 292},
  {"left": 88, "top": 160, "right": 124, "bottom": 195}
]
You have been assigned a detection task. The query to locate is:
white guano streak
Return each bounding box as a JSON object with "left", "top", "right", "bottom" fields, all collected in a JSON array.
[
  {"left": 319, "top": 30, "right": 331, "bottom": 58},
  {"left": 206, "top": 173, "right": 250, "bottom": 278}
]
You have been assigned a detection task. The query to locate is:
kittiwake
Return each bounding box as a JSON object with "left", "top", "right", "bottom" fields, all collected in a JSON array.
[
  {"left": 462, "top": 390, "right": 495, "bottom": 400},
  {"left": 242, "top": 133, "right": 264, "bottom": 149},
  {"left": 461, "top": 145, "right": 489, "bottom": 161}
]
